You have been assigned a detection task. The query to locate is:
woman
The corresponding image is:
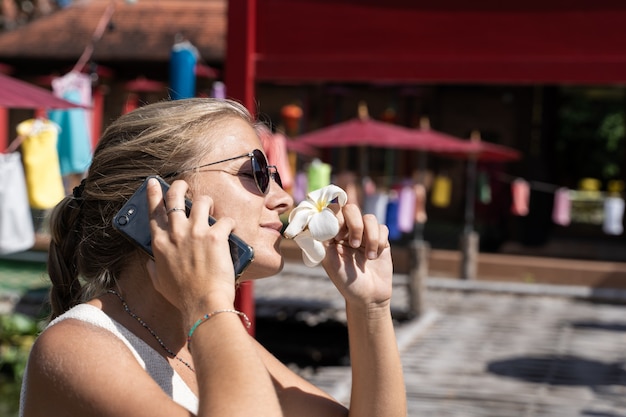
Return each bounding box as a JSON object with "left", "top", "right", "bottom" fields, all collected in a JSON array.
[{"left": 20, "top": 98, "right": 406, "bottom": 417}]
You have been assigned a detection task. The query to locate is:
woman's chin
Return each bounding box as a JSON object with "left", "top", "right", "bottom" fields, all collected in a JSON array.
[{"left": 238, "top": 254, "right": 284, "bottom": 282}]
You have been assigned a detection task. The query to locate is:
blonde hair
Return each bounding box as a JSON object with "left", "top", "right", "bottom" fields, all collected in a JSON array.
[{"left": 47, "top": 98, "right": 255, "bottom": 319}]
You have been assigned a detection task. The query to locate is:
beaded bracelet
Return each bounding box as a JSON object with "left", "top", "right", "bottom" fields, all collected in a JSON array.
[{"left": 187, "top": 309, "right": 251, "bottom": 350}]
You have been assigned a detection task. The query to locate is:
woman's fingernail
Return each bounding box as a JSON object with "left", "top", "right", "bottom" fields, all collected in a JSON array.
[
  {"left": 351, "top": 239, "right": 360, "bottom": 248},
  {"left": 367, "top": 251, "right": 377, "bottom": 260}
]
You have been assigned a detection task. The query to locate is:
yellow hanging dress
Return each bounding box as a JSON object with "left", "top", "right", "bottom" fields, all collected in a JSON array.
[{"left": 17, "top": 119, "right": 65, "bottom": 209}]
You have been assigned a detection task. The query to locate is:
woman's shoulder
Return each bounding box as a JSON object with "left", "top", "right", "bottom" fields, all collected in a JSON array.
[
  {"left": 23, "top": 309, "right": 141, "bottom": 404},
  {"left": 21, "top": 308, "right": 185, "bottom": 417},
  {"left": 31, "top": 305, "right": 137, "bottom": 367},
  {"left": 47, "top": 303, "right": 112, "bottom": 328},
  {"left": 28, "top": 304, "right": 145, "bottom": 377}
]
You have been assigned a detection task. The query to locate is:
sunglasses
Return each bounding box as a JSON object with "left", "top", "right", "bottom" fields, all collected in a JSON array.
[{"left": 163, "top": 149, "right": 282, "bottom": 195}]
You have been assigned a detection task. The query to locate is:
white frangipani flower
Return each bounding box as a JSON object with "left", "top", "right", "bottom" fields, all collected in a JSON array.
[{"left": 284, "top": 184, "right": 348, "bottom": 267}]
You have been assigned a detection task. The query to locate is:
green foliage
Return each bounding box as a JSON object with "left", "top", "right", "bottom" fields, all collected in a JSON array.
[
  {"left": 557, "top": 88, "right": 625, "bottom": 183},
  {"left": 0, "top": 313, "right": 39, "bottom": 381},
  {"left": 0, "top": 313, "right": 42, "bottom": 417}
]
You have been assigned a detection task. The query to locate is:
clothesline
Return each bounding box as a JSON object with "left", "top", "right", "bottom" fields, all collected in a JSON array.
[{"left": 494, "top": 171, "right": 621, "bottom": 197}]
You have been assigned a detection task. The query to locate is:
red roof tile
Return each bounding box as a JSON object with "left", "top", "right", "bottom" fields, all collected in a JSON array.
[{"left": 0, "top": 0, "right": 226, "bottom": 62}]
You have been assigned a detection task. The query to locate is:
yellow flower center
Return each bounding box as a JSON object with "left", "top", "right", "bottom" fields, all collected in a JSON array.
[{"left": 315, "top": 200, "right": 327, "bottom": 212}]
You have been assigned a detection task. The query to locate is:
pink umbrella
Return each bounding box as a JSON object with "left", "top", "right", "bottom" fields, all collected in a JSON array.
[{"left": 0, "top": 72, "right": 84, "bottom": 109}]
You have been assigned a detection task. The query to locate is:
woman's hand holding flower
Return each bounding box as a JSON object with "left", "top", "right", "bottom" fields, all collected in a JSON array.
[
  {"left": 283, "top": 184, "right": 348, "bottom": 266},
  {"left": 284, "top": 185, "right": 393, "bottom": 310}
]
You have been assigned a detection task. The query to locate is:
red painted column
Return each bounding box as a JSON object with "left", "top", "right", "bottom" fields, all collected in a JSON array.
[
  {"left": 0, "top": 108, "right": 8, "bottom": 152},
  {"left": 226, "top": 0, "right": 257, "bottom": 336},
  {"left": 91, "top": 85, "right": 105, "bottom": 148},
  {"left": 0, "top": 64, "right": 11, "bottom": 151}
]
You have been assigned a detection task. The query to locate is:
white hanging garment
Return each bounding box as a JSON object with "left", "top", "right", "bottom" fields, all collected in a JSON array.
[
  {"left": 603, "top": 196, "right": 624, "bottom": 235},
  {"left": 552, "top": 187, "right": 571, "bottom": 226},
  {"left": 364, "top": 192, "right": 389, "bottom": 224},
  {"left": 0, "top": 153, "right": 35, "bottom": 254}
]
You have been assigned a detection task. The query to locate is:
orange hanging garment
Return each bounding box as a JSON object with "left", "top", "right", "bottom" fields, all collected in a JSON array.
[{"left": 511, "top": 178, "right": 530, "bottom": 216}]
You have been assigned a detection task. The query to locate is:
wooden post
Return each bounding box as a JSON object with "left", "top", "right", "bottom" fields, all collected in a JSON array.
[
  {"left": 461, "top": 133, "right": 480, "bottom": 281},
  {"left": 460, "top": 230, "right": 479, "bottom": 280},
  {"left": 408, "top": 237, "right": 429, "bottom": 318}
]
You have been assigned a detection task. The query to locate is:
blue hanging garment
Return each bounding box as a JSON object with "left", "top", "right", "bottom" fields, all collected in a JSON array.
[
  {"left": 170, "top": 41, "right": 198, "bottom": 100},
  {"left": 385, "top": 191, "right": 402, "bottom": 241}
]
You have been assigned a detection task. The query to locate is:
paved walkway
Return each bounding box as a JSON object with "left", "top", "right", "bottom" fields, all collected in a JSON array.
[
  {"left": 256, "top": 263, "right": 626, "bottom": 417},
  {"left": 3, "top": 256, "right": 626, "bottom": 416}
]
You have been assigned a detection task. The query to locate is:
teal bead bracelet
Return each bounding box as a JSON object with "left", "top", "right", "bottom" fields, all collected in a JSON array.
[{"left": 187, "top": 309, "right": 251, "bottom": 350}]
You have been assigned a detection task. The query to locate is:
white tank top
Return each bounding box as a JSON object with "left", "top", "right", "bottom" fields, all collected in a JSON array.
[{"left": 20, "top": 304, "right": 199, "bottom": 415}]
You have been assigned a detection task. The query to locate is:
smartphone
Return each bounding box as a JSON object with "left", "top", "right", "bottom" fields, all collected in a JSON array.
[{"left": 112, "top": 175, "right": 254, "bottom": 278}]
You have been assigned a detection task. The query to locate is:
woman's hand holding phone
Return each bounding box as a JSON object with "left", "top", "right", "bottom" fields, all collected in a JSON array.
[{"left": 145, "top": 177, "right": 239, "bottom": 317}]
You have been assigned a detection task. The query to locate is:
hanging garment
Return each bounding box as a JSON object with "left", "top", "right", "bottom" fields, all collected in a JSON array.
[
  {"left": 511, "top": 178, "right": 530, "bottom": 216},
  {"left": 0, "top": 153, "right": 35, "bottom": 254},
  {"left": 431, "top": 175, "right": 452, "bottom": 208},
  {"left": 477, "top": 170, "right": 492, "bottom": 204},
  {"left": 170, "top": 40, "right": 199, "bottom": 100},
  {"left": 292, "top": 171, "right": 308, "bottom": 204},
  {"left": 49, "top": 71, "right": 93, "bottom": 176},
  {"left": 364, "top": 192, "right": 389, "bottom": 224},
  {"left": 413, "top": 183, "right": 428, "bottom": 224},
  {"left": 552, "top": 187, "right": 571, "bottom": 226},
  {"left": 52, "top": 71, "right": 92, "bottom": 106},
  {"left": 17, "top": 119, "right": 65, "bottom": 209},
  {"left": 385, "top": 191, "right": 401, "bottom": 241},
  {"left": 307, "top": 159, "right": 331, "bottom": 192},
  {"left": 211, "top": 81, "right": 226, "bottom": 99},
  {"left": 260, "top": 131, "right": 294, "bottom": 191},
  {"left": 397, "top": 183, "right": 417, "bottom": 233},
  {"left": 603, "top": 197, "right": 624, "bottom": 235},
  {"left": 362, "top": 176, "right": 377, "bottom": 196}
]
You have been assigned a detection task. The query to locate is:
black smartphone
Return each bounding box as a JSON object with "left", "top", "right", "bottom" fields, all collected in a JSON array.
[{"left": 112, "top": 175, "right": 254, "bottom": 278}]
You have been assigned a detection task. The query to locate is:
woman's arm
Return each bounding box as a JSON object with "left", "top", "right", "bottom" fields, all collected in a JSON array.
[
  {"left": 322, "top": 204, "right": 407, "bottom": 417},
  {"left": 146, "top": 178, "right": 283, "bottom": 416},
  {"left": 345, "top": 300, "right": 406, "bottom": 417}
]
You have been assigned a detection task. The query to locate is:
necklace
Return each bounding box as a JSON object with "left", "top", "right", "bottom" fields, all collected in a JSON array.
[{"left": 107, "top": 289, "right": 195, "bottom": 373}]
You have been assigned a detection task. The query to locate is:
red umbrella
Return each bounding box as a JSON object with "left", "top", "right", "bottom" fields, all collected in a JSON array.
[
  {"left": 297, "top": 114, "right": 520, "bottom": 162},
  {"left": 388, "top": 120, "right": 522, "bottom": 162},
  {"left": 0, "top": 72, "right": 84, "bottom": 109},
  {"left": 297, "top": 117, "right": 417, "bottom": 148},
  {"left": 295, "top": 111, "right": 523, "bottom": 280},
  {"left": 438, "top": 131, "right": 522, "bottom": 163}
]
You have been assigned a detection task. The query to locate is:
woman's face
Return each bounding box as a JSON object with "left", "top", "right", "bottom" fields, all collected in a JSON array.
[{"left": 190, "top": 118, "right": 294, "bottom": 280}]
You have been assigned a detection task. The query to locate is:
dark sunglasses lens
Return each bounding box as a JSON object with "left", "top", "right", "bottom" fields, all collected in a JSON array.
[{"left": 252, "top": 150, "right": 270, "bottom": 194}]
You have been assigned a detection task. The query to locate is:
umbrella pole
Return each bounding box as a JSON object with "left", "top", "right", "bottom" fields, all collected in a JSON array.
[
  {"left": 359, "top": 145, "right": 368, "bottom": 178},
  {"left": 463, "top": 156, "right": 477, "bottom": 234},
  {"left": 408, "top": 151, "right": 429, "bottom": 318},
  {"left": 413, "top": 151, "right": 428, "bottom": 241},
  {"left": 460, "top": 155, "right": 479, "bottom": 280}
]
